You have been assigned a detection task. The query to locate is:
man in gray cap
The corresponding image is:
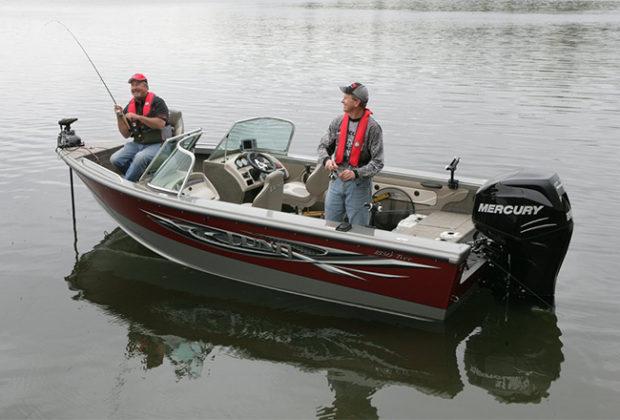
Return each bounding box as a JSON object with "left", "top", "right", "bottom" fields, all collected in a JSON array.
[{"left": 317, "top": 82, "right": 384, "bottom": 226}]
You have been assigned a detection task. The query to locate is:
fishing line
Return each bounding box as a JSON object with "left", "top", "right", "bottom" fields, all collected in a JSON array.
[
  {"left": 46, "top": 20, "right": 119, "bottom": 106},
  {"left": 47, "top": 20, "right": 131, "bottom": 130}
]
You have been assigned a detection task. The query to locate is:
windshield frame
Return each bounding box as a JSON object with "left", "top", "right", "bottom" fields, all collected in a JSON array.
[
  {"left": 139, "top": 128, "right": 202, "bottom": 184},
  {"left": 145, "top": 129, "right": 203, "bottom": 197},
  {"left": 209, "top": 117, "right": 295, "bottom": 161}
]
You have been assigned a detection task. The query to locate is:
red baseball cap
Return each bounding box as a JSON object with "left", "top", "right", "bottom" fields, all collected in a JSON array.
[{"left": 128, "top": 73, "right": 148, "bottom": 83}]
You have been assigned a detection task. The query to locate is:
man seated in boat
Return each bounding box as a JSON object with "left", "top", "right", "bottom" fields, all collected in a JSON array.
[
  {"left": 317, "top": 82, "right": 384, "bottom": 226},
  {"left": 111, "top": 73, "right": 171, "bottom": 181}
]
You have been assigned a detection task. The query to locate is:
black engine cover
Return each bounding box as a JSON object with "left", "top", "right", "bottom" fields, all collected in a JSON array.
[{"left": 473, "top": 170, "right": 573, "bottom": 302}]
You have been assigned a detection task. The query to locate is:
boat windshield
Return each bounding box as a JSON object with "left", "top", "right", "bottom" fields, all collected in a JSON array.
[
  {"left": 145, "top": 130, "right": 202, "bottom": 195},
  {"left": 209, "top": 117, "right": 294, "bottom": 160}
]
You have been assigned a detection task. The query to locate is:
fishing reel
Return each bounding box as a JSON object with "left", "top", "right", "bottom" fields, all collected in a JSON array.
[
  {"left": 128, "top": 120, "right": 141, "bottom": 137},
  {"left": 57, "top": 117, "right": 83, "bottom": 149}
]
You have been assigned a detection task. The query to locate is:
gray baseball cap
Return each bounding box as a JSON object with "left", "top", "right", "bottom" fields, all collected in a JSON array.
[{"left": 340, "top": 82, "right": 369, "bottom": 104}]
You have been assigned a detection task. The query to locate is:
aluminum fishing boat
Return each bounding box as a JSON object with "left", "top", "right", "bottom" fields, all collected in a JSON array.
[{"left": 56, "top": 115, "right": 573, "bottom": 321}]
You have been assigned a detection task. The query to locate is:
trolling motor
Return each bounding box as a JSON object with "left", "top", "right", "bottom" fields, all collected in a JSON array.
[
  {"left": 57, "top": 118, "right": 83, "bottom": 149},
  {"left": 446, "top": 157, "right": 460, "bottom": 189}
]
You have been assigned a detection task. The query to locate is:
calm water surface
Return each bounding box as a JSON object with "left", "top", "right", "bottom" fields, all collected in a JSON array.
[{"left": 1, "top": 0, "right": 620, "bottom": 418}]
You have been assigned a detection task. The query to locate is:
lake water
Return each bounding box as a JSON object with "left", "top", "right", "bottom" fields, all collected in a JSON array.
[{"left": 1, "top": 0, "right": 620, "bottom": 418}]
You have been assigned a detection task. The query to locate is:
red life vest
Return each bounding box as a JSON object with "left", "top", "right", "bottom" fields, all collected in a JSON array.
[
  {"left": 127, "top": 92, "right": 155, "bottom": 116},
  {"left": 335, "top": 109, "right": 372, "bottom": 167}
]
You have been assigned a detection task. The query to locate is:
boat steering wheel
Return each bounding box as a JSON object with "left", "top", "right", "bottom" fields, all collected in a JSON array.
[{"left": 246, "top": 152, "right": 277, "bottom": 173}]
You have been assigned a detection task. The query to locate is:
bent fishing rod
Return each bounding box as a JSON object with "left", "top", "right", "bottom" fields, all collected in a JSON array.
[{"left": 48, "top": 20, "right": 130, "bottom": 129}]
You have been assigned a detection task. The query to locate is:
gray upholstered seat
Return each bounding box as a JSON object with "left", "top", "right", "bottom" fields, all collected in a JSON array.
[
  {"left": 282, "top": 165, "right": 330, "bottom": 210},
  {"left": 243, "top": 171, "right": 284, "bottom": 211},
  {"left": 169, "top": 109, "right": 184, "bottom": 136}
]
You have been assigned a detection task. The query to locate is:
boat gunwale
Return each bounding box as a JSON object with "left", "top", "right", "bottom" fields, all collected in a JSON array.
[
  {"left": 58, "top": 148, "right": 476, "bottom": 265},
  {"left": 285, "top": 152, "right": 489, "bottom": 187}
]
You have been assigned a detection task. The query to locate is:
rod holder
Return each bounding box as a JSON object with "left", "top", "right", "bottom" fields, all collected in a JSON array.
[{"left": 445, "top": 156, "right": 460, "bottom": 190}]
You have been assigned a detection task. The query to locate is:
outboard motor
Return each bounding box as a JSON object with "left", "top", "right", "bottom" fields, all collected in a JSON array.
[{"left": 472, "top": 170, "right": 573, "bottom": 304}]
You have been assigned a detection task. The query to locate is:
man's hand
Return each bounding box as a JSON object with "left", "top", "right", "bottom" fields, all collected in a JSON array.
[
  {"left": 125, "top": 112, "right": 140, "bottom": 122},
  {"left": 115, "top": 106, "right": 131, "bottom": 138},
  {"left": 338, "top": 169, "right": 356, "bottom": 181},
  {"left": 325, "top": 159, "right": 338, "bottom": 171}
]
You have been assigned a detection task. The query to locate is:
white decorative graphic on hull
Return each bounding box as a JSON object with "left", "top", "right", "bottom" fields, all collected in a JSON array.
[{"left": 143, "top": 211, "right": 438, "bottom": 281}]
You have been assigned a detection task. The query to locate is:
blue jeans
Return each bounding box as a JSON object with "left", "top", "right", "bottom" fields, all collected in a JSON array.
[
  {"left": 110, "top": 142, "right": 162, "bottom": 182},
  {"left": 325, "top": 176, "right": 372, "bottom": 226}
]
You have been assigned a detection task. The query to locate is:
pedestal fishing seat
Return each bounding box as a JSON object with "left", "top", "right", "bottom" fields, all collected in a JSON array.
[{"left": 169, "top": 109, "right": 184, "bottom": 136}]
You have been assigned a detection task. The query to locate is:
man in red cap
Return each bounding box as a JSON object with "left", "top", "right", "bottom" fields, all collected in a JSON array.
[{"left": 110, "top": 73, "right": 170, "bottom": 181}]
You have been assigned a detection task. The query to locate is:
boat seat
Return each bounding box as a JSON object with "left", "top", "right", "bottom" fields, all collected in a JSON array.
[
  {"left": 169, "top": 109, "right": 184, "bottom": 137},
  {"left": 242, "top": 171, "right": 284, "bottom": 211},
  {"left": 203, "top": 160, "right": 244, "bottom": 203},
  {"left": 282, "top": 164, "right": 330, "bottom": 210}
]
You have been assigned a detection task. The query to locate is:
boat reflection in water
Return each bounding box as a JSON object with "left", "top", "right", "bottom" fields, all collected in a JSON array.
[
  {"left": 464, "top": 308, "right": 564, "bottom": 403},
  {"left": 65, "top": 228, "right": 564, "bottom": 412}
]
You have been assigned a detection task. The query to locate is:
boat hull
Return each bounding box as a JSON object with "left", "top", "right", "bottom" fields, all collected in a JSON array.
[{"left": 67, "top": 155, "right": 482, "bottom": 321}]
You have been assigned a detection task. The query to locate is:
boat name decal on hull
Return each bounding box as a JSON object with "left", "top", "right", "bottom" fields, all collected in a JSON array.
[{"left": 144, "top": 211, "right": 438, "bottom": 281}]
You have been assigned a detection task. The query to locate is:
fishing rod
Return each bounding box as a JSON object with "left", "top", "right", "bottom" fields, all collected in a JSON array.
[
  {"left": 49, "top": 21, "right": 132, "bottom": 250},
  {"left": 49, "top": 20, "right": 119, "bottom": 105},
  {"left": 48, "top": 20, "right": 130, "bottom": 129}
]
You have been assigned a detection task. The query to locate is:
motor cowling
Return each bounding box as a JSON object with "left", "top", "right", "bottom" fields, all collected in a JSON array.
[
  {"left": 472, "top": 170, "right": 573, "bottom": 303},
  {"left": 57, "top": 117, "right": 83, "bottom": 149}
]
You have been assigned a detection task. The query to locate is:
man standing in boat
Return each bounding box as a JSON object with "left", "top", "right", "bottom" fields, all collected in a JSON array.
[
  {"left": 111, "top": 73, "right": 171, "bottom": 181},
  {"left": 318, "top": 82, "right": 384, "bottom": 226}
]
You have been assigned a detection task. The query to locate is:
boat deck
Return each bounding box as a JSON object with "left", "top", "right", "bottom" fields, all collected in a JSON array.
[{"left": 393, "top": 211, "right": 475, "bottom": 243}]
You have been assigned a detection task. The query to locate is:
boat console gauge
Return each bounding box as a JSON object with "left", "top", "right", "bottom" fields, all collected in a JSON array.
[{"left": 226, "top": 151, "right": 287, "bottom": 192}]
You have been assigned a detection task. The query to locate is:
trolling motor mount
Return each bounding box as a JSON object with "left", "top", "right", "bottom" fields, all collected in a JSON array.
[{"left": 57, "top": 117, "right": 83, "bottom": 149}]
